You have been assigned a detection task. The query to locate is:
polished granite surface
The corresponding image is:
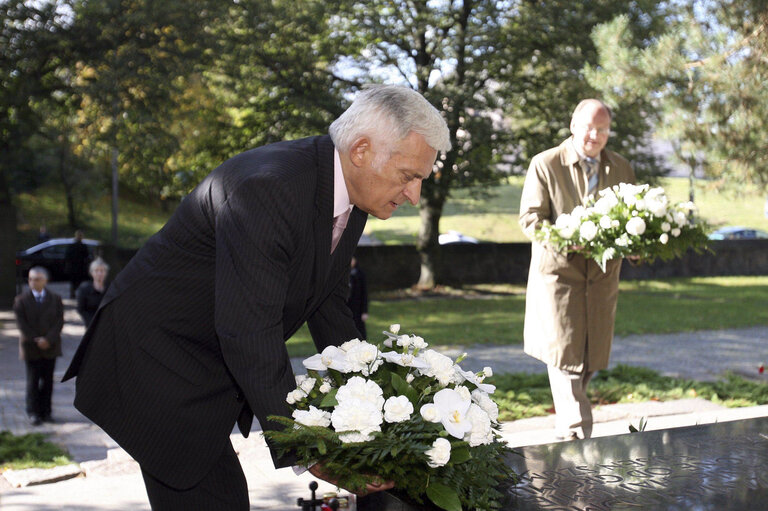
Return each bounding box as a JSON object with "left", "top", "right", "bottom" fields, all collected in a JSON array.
[
  {"left": 357, "top": 417, "right": 768, "bottom": 510},
  {"left": 504, "top": 416, "right": 768, "bottom": 510}
]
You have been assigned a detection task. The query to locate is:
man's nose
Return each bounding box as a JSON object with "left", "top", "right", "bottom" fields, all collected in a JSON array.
[{"left": 403, "top": 180, "right": 422, "bottom": 205}]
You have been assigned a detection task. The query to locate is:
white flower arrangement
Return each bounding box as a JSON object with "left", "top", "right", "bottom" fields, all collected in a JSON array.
[
  {"left": 264, "top": 326, "right": 515, "bottom": 511},
  {"left": 535, "top": 183, "right": 710, "bottom": 271}
]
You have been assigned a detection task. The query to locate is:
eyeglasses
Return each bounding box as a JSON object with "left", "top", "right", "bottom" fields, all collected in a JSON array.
[{"left": 578, "top": 125, "right": 611, "bottom": 136}]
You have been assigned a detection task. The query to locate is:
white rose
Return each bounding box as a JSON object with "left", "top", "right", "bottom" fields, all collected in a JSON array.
[
  {"left": 571, "top": 205, "right": 587, "bottom": 219},
  {"left": 420, "top": 403, "right": 441, "bottom": 423},
  {"left": 410, "top": 336, "right": 428, "bottom": 350},
  {"left": 626, "top": 216, "right": 646, "bottom": 236},
  {"left": 406, "top": 373, "right": 415, "bottom": 383},
  {"left": 299, "top": 377, "right": 316, "bottom": 394},
  {"left": 671, "top": 227, "right": 681, "bottom": 237},
  {"left": 673, "top": 211, "right": 687, "bottom": 226},
  {"left": 331, "top": 400, "right": 383, "bottom": 443},
  {"left": 425, "top": 438, "right": 452, "bottom": 468},
  {"left": 340, "top": 338, "right": 362, "bottom": 351},
  {"left": 599, "top": 215, "right": 613, "bottom": 229},
  {"left": 420, "top": 350, "right": 459, "bottom": 386},
  {"left": 482, "top": 367, "right": 493, "bottom": 378},
  {"left": 661, "top": 222, "right": 671, "bottom": 232},
  {"left": 293, "top": 405, "right": 331, "bottom": 428},
  {"left": 335, "top": 376, "right": 385, "bottom": 410},
  {"left": 396, "top": 335, "right": 412, "bottom": 348},
  {"left": 390, "top": 324, "right": 401, "bottom": 334},
  {"left": 635, "top": 198, "right": 646, "bottom": 211},
  {"left": 615, "top": 235, "right": 630, "bottom": 247},
  {"left": 287, "top": 388, "right": 306, "bottom": 404},
  {"left": 345, "top": 342, "right": 380, "bottom": 374},
  {"left": 660, "top": 233, "right": 669, "bottom": 244},
  {"left": 464, "top": 403, "right": 494, "bottom": 447},
  {"left": 319, "top": 381, "right": 332, "bottom": 394},
  {"left": 383, "top": 396, "right": 414, "bottom": 423},
  {"left": 471, "top": 389, "right": 499, "bottom": 422},
  {"left": 612, "top": 219, "right": 620, "bottom": 228},
  {"left": 579, "top": 220, "right": 598, "bottom": 242}
]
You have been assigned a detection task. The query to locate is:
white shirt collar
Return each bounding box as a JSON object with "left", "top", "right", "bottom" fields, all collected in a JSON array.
[
  {"left": 32, "top": 289, "right": 46, "bottom": 300},
  {"left": 333, "top": 149, "right": 353, "bottom": 219}
]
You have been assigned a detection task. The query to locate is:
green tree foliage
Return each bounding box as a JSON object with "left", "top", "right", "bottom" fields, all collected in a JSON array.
[
  {"left": 496, "top": 0, "right": 672, "bottom": 178},
  {"left": 0, "top": 0, "right": 78, "bottom": 304},
  {"left": 585, "top": 0, "right": 768, "bottom": 192},
  {"left": 66, "top": 0, "right": 225, "bottom": 202},
  {"left": 165, "top": 0, "right": 356, "bottom": 190}
]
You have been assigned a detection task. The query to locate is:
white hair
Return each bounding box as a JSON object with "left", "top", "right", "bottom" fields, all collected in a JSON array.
[
  {"left": 329, "top": 85, "right": 451, "bottom": 155},
  {"left": 89, "top": 257, "right": 110, "bottom": 274}
]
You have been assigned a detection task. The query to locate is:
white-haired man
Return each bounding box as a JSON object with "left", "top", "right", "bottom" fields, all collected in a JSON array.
[
  {"left": 14, "top": 266, "right": 63, "bottom": 426},
  {"left": 519, "top": 99, "right": 636, "bottom": 442},
  {"left": 64, "top": 85, "right": 450, "bottom": 510}
]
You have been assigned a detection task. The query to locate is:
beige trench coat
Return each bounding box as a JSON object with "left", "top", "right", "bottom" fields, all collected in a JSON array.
[{"left": 519, "top": 138, "right": 636, "bottom": 372}]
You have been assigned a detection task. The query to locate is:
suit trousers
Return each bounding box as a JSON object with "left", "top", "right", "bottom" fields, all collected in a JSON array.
[
  {"left": 547, "top": 365, "right": 594, "bottom": 439},
  {"left": 25, "top": 358, "right": 56, "bottom": 419},
  {"left": 141, "top": 440, "right": 248, "bottom": 510}
]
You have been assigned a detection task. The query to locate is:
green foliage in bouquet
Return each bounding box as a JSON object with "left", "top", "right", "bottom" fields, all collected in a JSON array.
[
  {"left": 264, "top": 327, "right": 517, "bottom": 511},
  {"left": 535, "top": 183, "right": 710, "bottom": 271}
]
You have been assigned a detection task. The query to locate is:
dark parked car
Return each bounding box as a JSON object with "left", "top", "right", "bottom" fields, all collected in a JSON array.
[
  {"left": 708, "top": 226, "right": 768, "bottom": 241},
  {"left": 15, "top": 238, "right": 102, "bottom": 283}
]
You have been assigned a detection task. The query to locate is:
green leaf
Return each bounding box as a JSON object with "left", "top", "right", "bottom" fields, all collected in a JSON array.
[
  {"left": 426, "top": 482, "right": 462, "bottom": 511},
  {"left": 317, "top": 439, "right": 327, "bottom": 455},
  {"left": 450, "top": 445, "right": 471, "bottom": 464},
  {"left": 320, "top": 389, "right": 338, "bottom": 407},
  {"left": 391, "top": 372, "right": 420, "bottom": 406}
]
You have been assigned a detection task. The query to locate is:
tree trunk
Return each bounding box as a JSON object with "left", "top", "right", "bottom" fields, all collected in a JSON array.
[
  {"left": 416, "top": 192, "right": 445, "bottom": 289},
  {"left": 56, "top": 140, "right": 79, "bottom": 229},
  {"left": 0, "top": 166, "right": 19, "bottom": 306}
]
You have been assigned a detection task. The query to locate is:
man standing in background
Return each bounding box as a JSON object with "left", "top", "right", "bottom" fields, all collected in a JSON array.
[
  {"left": 519, "top": 99, "right": 636, "bottom": 441},
  {"left": 13, "top": 266, "right": 63, "bottom": 426}
]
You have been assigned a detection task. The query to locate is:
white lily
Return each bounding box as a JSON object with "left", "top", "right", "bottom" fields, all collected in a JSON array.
[
  {"left": 302, "top": 345, "right": 351, "bottom": 372},
  {"left": 431, "top": 388, "right": 473, "bottom": 439},
  {"left": 380, "top": 351, "right": 430, "bottom": 369},
  {"left": 455, "top": 366, "right": 496, "bottom": 394}
]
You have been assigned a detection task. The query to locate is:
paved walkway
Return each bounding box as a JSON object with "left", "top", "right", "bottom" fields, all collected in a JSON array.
[{"left": 1, "top": 282, "right": 766, "bottom": 509}]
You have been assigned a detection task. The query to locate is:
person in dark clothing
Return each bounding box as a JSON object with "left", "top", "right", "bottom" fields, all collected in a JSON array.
[
  {"left": 64, "top": 230, "right": 91, "bottom": 298},
  {"left": 13, "top": 266, "right": 64, "bottom": 425},
  {"left": 347, "top": 256, "right": 369, "bottom": 339},
  {"left": 37, "top": 225, "right": 51, "bottom": 243},
  {"left": 76, "top": 257, "right": 110, "bottom": 328},
  {"left": 63, "top": 85, "right": 450, "bottom": 509}
]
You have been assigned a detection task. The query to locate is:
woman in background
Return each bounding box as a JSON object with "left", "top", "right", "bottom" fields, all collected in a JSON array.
[{"left": 76, "top": 257, "right": 109, "bottom": 328}]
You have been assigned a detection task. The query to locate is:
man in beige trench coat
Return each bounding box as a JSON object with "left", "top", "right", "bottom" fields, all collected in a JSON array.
[{"left": 519, "top": 99, "right": 635, "bottom": 440}]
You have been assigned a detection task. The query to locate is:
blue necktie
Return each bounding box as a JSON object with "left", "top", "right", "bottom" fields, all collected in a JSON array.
[{"left": 584, "top": 157, "right": 599, "bottom": 196}]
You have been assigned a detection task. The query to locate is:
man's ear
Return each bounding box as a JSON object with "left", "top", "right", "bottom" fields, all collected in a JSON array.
[{"left": 348, "top": 136, "right": 371, "bottom": 167}]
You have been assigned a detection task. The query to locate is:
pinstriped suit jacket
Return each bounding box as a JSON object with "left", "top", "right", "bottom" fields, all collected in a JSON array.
[{"left": 63, "top": 135, "right": 367, "bottom": 489}]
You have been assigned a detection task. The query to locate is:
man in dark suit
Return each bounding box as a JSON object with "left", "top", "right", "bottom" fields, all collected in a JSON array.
[
  {"left": 14, "top": 266, "right": 64, "bottom": 426},
  {"left": 64, "top": 85, "right": 450, "bottom": 510}
]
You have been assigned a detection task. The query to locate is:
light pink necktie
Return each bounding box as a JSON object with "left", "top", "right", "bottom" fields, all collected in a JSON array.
[{"left": 331, "top": 209, "right": 350, "bottom": 253}]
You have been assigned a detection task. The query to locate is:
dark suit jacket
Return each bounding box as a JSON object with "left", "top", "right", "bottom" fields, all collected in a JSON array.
[
  {"left": 63, "top": 135, "right": 367, "bottom": 489},
  {"left": 13, "top": 289, "right": 64, "bottom": 361}
]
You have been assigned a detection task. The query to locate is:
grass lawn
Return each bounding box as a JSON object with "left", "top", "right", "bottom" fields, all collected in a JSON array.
[
  {"left": 364, "top": 176, "right": 768, "bottom": 244},
  {"left": 285, "top": 275, "right": 768, "bottom": 357},
  {"left": 0, "top": 431, "right": 72, "bottom": 472},
  {"left": 16, "top": 176, "right": 767, "bottom": 250},
  {"left": 491, "top": 364, "right": 768, "bottom": 422}
]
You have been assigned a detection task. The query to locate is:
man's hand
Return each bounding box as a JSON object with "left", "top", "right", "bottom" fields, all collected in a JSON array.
[
  {"left": 35, "top": 337, "right": 51, "bottom": 350},
  {"left": 308, "top": 462, "right": 394, "bottom": 496}
]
